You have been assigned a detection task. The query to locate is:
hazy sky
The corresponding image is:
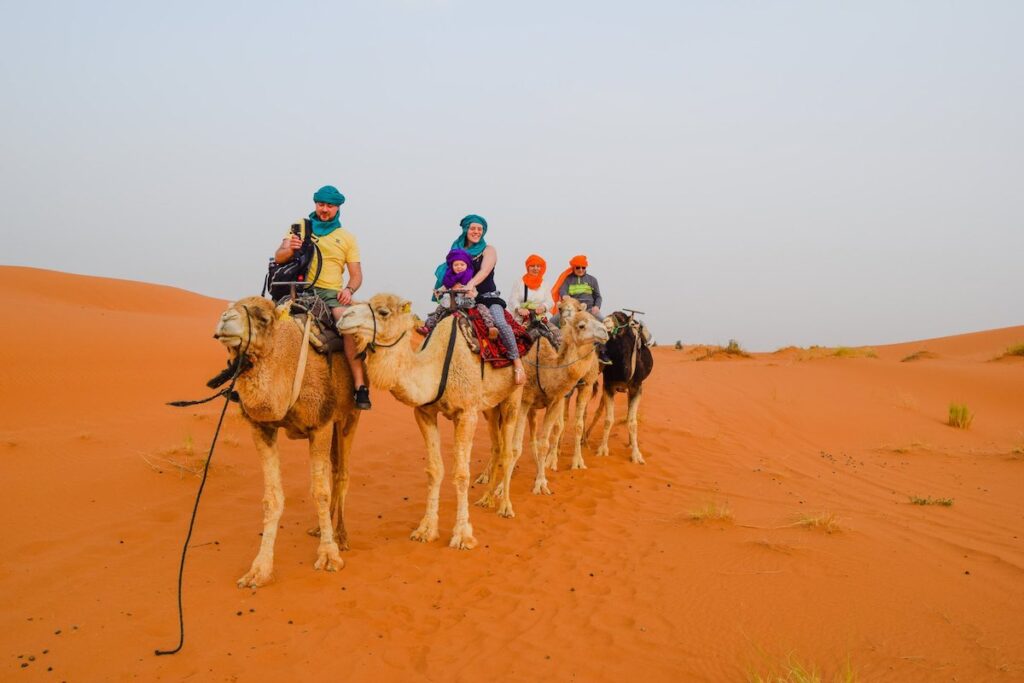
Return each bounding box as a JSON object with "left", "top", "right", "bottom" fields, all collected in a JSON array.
[{"left": 2, "top": 1, "right": 1021, "bottom": 349}]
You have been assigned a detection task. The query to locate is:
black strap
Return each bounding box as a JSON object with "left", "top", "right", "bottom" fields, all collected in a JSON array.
[
  {"left": 421, "top": 315, "right": 459, "bottom": 407},
  {"left": 534, "top": 341, "right": 548, "bottom": 403}
]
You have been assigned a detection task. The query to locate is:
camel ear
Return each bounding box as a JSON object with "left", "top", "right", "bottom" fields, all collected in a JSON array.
[
  {"left": 399, "top": 301, "right": 412, "bottom": 314},
  {"left": 275, "top": 303, "right": 291, "bottom": 320}
]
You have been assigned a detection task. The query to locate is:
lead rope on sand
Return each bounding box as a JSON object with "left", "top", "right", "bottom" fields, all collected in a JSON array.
[{"left": 155, "top": 306, "right": 253, "bottom": 656}]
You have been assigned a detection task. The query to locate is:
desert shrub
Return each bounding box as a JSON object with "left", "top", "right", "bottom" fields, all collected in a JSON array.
[
  {"left": 834, "top": 347, "right": 878, "bottom": 359},
  {"left": 792, "top": 512, "right": 841, "bottom": 534},
  {"left": 948, "top": 403, "right": 973, "bottom": 429},
  {"left": 1003, "top": 343, "right": 1024, "bottom": 357},
  {"left": 748, "top": 654, "right": 857, "bottom": 682},
  {"left": 688, "top": 502, "right": 733, "bottom": 522},
  {"left": 909, "top": 496, "right": 953, "bottom": 506}
]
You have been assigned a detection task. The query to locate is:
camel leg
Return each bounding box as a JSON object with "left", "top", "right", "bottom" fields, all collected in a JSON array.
[
  {"left": 474, "top": 411, "right": 498, "bottom": 486},
  {"left": 450, "top": 409, "right": 479, "bottom": 548},
  {"left": 534, "top": 403, "right": 563, "bottom": 495},
  {"left": 495, "top": 396, "right": 521, "bottom": 518},
  {"left": 571, "top": 381, "right": 595, "bottom": 469},
  {"left": 595, "top": 389, "right": 615, "bottom": 457},
  {"left": 627, "top": 387, "right": 645, "bottom": 464},
  {"left": 545, "top": 395, "right": 569, "bottom": 471},
  {"left": 238, "top": 425, "right": 284, "bottom": 588},
  {"left": 584, "top": 385, "right": 604, "bottom": 442},
  {"left": 332, "top": 413, "right": 359, "bottom": 549},
  {"left": 475, "top": 409, "right": 503, "bottom": 507},
  {"left": 308, "top": 426, "right": 343, "bottom": 572},
  {"left": 411, "top": 408, "right": 443, "bottom": 544}
]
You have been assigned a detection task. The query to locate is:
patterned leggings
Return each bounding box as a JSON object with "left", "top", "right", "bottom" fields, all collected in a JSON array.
[{"left": 489, "top": 303, "right": 519, "bottom": 360}]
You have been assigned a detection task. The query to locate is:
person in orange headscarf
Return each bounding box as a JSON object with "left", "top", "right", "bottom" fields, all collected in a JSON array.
[{"left": 509, "top": 254, "right": 558, "bottom": 344}]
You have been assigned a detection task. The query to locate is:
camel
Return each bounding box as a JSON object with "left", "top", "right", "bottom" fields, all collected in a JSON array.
[
  {"left": 589, "top": 311, "right": 654, "bottom": 464},
  {"left": 213, "top": 296, "right": 360, "bottom": 588},
  {"left": 542, "top": 297, "right": 602, "bottom": 472},
  {"left": 337, "top": 294, "right": 523, "bottom": 549},
  {"left": 509, "top": 305, "right": 608, "bottom": 494}
]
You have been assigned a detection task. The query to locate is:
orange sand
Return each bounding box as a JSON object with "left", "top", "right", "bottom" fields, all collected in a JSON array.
[{"left": 2, "top": 265, "right": 1023, "bottom": 681}]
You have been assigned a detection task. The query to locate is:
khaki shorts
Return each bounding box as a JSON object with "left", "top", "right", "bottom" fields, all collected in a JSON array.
[{"left": 312, "top": 287, "right": 350, "bottom": 310}]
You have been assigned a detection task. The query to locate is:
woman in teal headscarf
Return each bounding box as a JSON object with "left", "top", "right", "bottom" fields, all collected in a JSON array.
[{"left": 434, "top": 214, "right": 525, "bottom": 384}]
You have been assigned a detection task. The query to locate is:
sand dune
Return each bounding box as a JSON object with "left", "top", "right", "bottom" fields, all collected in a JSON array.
[{"left": 2, "top": 266, "right": 1022, "bottom": 681}]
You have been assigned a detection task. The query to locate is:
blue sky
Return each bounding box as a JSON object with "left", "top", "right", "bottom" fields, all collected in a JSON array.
[{"left": 2, "top": 1, "right": 1021, "bottom": 348}]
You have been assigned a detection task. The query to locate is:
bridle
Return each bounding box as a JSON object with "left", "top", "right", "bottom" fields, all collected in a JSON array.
[{"left": 361, "top": 302, "right": 408, "bottom": 354}]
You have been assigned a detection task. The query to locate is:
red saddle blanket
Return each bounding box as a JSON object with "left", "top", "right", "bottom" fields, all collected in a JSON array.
[{"left": 465, "top": 307, "right": 532, "bottom": 369}]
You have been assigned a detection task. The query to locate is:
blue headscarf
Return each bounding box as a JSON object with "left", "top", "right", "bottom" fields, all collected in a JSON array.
[
  {"left": 310, "top": 185, "right": 345, "bottom": 236},
  {"left": 433, "top": 214, "right": 489, "bottom": 291}
]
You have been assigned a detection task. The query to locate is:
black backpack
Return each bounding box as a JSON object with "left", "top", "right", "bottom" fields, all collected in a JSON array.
[{"left": 263, "top": 219, "right": 322, "bottom": 302}]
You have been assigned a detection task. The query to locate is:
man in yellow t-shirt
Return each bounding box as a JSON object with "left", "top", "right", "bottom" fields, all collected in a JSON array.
[{"left": 274, "top": 184, "right": 371, "bottom": 409}]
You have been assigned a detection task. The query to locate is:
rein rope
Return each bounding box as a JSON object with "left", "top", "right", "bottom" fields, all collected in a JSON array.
[
  {"left": 420, "top": 313, "right": 459, "bottom": 407},
  {"left": 157, "top": 305, "right": 254, "bottom": 656}
]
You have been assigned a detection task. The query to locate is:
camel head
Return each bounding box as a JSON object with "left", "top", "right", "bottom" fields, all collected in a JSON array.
[
  {"left": 213, "top": 296, "right": 284, "bottom": 358},
  {"left": 564, "top": 309, "right": 610, "bottom": 346},
  {"left": 557, "top": 296, "right": 586, "bottom": 320},
  {"left": 604, "top": 311, "right": 653, "bottom": 344},
  {"left": 336, "top": 293, "right": 414, "bottom": 353}
]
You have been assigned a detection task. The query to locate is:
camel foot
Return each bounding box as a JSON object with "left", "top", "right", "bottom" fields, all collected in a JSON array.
[
  {"left": 493, "top": 481, "right": 505, "bottom": 497},
  {"left": 497, "top": 500, "right": 516, "bottom": 518},
  {"left": 314, "top": 542, "right": 344, "bottom": 572},
  {"left": 570, "top": 458, "right": 588, "bottom": 470},
  {"left": 475, "top": 492, "right": 496, "bottom": 509},
  {"left": 449, "top": 524, "right": 478, "bottom": 550},
  {"left": 595, "top": 444, "right": 610, "bottom": 457},
  {"left": 237, "top": 558, "right": 274, "bottom": 589},
  {"left": 306, "top": 526, "right": 320, "bottom": 537},
  {"left": 532, "top": 479, "right": 553, "bottom": 495},
  {"left": 334, "top": 528, "right": 350, "bottom": 551},
  {"left": 410, "top": 521, "right": 440, "bottom": 543},
  {"left": 474, "top": 472, "right": 490, "bottom": 485},
  {"left": 630, "top": 451, "right": 647, "bottom": 465},
  {"left": 545, "top": 453, "right": 559, "bottom": 471}
]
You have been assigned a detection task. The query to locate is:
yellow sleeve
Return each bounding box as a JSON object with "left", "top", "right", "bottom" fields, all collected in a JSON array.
[{"left": 342, "top": 230, "right": 360, "bottom": 263}]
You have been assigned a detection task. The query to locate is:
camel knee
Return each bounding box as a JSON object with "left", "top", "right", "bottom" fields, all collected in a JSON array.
[{"left": 261, "top": 492, "right": 285, "bottom": 520}]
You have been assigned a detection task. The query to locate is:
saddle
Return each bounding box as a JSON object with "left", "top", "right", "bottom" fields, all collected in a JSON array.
[
  {"left": 461, "top": 308, "right": 532, "bottom": 369},
  {"left": 279, "top": 293, "right": 346, "bottom": 355}
]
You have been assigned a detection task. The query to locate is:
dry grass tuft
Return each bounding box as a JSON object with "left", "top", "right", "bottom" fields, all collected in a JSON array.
[
  {"left": 748, "top": 654, "right": 857, "bottom": 683},
  {"left": 901, "top": 350, "right": 937, "bottom": 362},
  {"left": 140, "top": 435, "right": 209, "bottom": 478},
  {"left": 909, "top": 496, "right": 953, "bottom": 507},
  {"left": 688, "top": 502, "right": 733, "bottom": 523},
  {"left": 947, "top": 403, "right": 973, "bottom": 429},
  {"left": 833, "top": 346, "right": 878, "bottom": 359},
  {"left": 882, "top": 440, "right": 925, "bottom": 454},
  {"left": 723, "top": 339, "right": 751, "bottom": 357},
  {"left": 792, "top": 512, "right": 841, "bottom": 534},
  {"left": 1001, "top": 343, "right": 1024, "bottom": 358}
]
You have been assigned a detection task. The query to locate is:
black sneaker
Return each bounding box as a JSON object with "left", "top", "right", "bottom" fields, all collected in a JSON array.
[{"left": 354, "top": 385, "right": 372, "bottom": 410}]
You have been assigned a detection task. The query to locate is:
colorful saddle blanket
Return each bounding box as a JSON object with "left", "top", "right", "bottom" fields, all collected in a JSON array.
[{"left": 465, "top": 307, "right": 532, "bottom": 369}]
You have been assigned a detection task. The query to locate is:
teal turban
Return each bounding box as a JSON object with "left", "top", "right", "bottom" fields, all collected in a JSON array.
[
  {"left": 313, "top": 185, "right": 346, "bottom": 205},
  {"left": 460, "top": 214, "right": 487, "bottom": 231}
]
